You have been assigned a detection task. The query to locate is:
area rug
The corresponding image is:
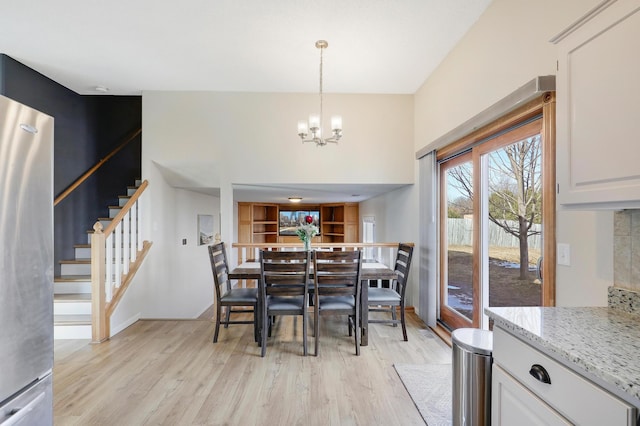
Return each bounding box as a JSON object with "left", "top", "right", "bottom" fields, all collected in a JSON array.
[{"left": 394, "top": 363, "right": 452, "bottom": 426}]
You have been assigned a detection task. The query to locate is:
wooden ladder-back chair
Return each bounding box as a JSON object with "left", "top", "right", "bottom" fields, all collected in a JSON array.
[
  {"left": 208, "top": 242, "right": 258, "bottom": 343},
  {"left": 313, "top": 250, "right": 363, "bottom": 356},
  {"left": 367, "top": 243, "right": 414, "bottom": 341},
  {"left": 259, "top": 250, "right": 311, "bottom": 357}
]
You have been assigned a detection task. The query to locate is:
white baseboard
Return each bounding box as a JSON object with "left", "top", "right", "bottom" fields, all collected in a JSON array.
[{"left": 110, "top": 312, "right": 141, "bottom": 337}]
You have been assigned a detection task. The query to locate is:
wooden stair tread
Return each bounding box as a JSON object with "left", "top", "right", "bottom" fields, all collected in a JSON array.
[
  {"left": 54, "top": 314, "right": 91, "bottom": 325},
  {"left": 54, "top": 293, "right": 91, "bottom": 302},
  {"left": 73, "top": 244, "right": 91, "bottom": 248},
  {"left": 87, "top": 230, "right": 132, "bottom": 234},
  {"left": 97, "top": 217, "right": 134, "bottom": 221},
  {"left": 61, "top": 251, "right": 133, "bottom": 260},
  {"left": 55, "top": 275, "right": 91, "bottom": 282}
]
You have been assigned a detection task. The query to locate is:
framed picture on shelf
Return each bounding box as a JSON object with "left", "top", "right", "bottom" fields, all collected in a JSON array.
[
  {"left": 197, "top": 214, "right": 214, "bottom": 245},
  {"left": 278, "top": 209, "right": 320, "bottom": 236}
]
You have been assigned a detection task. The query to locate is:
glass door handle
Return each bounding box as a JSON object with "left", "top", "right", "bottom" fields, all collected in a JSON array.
[{"left": 536, "top": 256, "right": 543, "bottom": 281}]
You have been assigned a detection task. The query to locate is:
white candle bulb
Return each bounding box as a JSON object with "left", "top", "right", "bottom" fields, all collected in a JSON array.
[
  {"left": 309, "top": 114, "right": 320, "bottom": 130},
  {"left": 297, "top": 120, "right": 308, "bottom": 135},
  {"left": 331, "top": 115, "right": 342, "bottom": 131}
]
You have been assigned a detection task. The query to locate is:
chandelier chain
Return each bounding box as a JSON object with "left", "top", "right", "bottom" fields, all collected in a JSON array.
[{"left": 319, "top": 44, "right": 324, "bottom": 131}]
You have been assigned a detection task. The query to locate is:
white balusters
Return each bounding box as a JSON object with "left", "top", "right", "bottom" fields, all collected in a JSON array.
[
  {"left": 123, "top": 210, "right": 130, "bottom": 275},
  {"left": 240, "top": 247, "right": 248, "bottom": 265},
  {"left": 136, "top": 196, "right": 142, "bottom": 253},
  {"left": 98, "top": 187, "right": 146, "bottom": 302},
  {"left": 91, "top": 180, "right": 150, "bottom": 343},
  {"left": 114, "top": 221, "right": 122, "bottom": 290},
  {"left": 130, "top": 203, "right": 138, "bottom": 262},
  {"left": 105, "top": 232, "right": 113, "bottom": 301}
]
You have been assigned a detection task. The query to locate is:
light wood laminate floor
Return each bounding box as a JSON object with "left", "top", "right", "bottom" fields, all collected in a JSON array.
[{"left": 54, "top": 312, "right": 451, "bottom": 425}]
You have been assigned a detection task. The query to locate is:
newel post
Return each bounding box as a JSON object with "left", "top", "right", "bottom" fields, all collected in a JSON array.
[{"left": 91, "top": 221, "right": 108, "bottom": 342}]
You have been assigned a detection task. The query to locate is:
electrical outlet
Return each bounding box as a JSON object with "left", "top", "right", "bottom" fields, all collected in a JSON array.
[
  {"left": 182, "top": 238, "right": 187, "bottom": 245},
  {"left": 557, "top": 243, "right": 570, "bottom": 266}
]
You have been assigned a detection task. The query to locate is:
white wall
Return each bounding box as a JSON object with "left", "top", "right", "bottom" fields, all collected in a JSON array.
[
  {"left": 142, "top": 91, "right": 414, "bottom": 244},
  {"left": 173, "top": 190, "right": 220, "bottom": 317},
  {"left": 112, "top": 167, "right": 221, "bottom": 325},
  {"left": 413, "top": 0, "right": 611, "bottom": 307},
  {"left": 141, "top": 91, "right": 413, "bottom": 185},
  {"left": 360, "top": 170, "right": 419, "bottom": 309},
  {"left": 555, "top": 210, "right": 613, "bottom": 306}
]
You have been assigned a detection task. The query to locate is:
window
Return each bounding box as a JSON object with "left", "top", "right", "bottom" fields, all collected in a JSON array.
[{"left": 362, "top": 216, "right": 376, "bottom": 259}]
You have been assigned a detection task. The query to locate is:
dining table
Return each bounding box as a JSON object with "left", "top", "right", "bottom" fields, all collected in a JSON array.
[{"left": 228, "top": 259, "right": 397, "bottom": 346}]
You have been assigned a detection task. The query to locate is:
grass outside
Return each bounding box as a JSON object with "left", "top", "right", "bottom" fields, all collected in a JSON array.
[{"left": 446, "top": 245, "right": 542, "bottom": 320}]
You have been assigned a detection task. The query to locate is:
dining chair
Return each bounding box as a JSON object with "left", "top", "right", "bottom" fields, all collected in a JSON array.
[
  {"left": 259, "top": 249, "right": 311, "bottom": 357},
  {"left": 313, "top": 249, "right": 363, "bottom": 356},
  {"left": 367, "top": 243, "right": 414, "bottom": 341},
  {"left": 208, "top": 242, "right": 259, "bottom": 343}
]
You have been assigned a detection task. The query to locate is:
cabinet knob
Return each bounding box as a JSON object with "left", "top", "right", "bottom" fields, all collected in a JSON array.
[{"left": 529, "top": 364, "right": 552, "bottom": 384}]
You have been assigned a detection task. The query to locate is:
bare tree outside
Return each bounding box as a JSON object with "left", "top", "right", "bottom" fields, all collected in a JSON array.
[
  {"left": 448, "top": 195, "right": 473, "bottom": 218},
  {"left": 448, "top": 135, "right": 542, "bottom": 280}
]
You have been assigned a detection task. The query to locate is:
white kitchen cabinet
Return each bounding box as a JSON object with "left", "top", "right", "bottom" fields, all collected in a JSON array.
[
  {"left": 492, "top": 327, "right": 637, "bottom": 425},
  {"left": 492, "top": 364, "right": 571, "bottom": 426},
  {"left": 553, "top": 0, "right": 640, "bottom": 208}
]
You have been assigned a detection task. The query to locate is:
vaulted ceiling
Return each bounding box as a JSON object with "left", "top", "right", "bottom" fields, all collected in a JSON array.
[
  {"left": 1, "top": 0, "right": 492, "bottom": 202},
  {"left": 0, "top": 0, "right": 491, "bottom": 95}
]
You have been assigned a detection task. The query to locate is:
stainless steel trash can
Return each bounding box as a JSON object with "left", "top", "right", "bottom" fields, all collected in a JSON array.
[{"left": 452, "top": 328, "right": 493, "bottom": 426}]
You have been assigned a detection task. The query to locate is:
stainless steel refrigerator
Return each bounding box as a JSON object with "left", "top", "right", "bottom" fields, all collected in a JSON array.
[{"left": 0, "top": 95, "right": 54, "bottom": 425}]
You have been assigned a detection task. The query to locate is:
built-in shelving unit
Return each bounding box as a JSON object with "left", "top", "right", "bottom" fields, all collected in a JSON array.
[
  {"left": 237, "top": 202, "right": 359, "bottom": 244},
  {"left": 238, "top": 202, "right": 279, "bottom": 244},
  {"left": 320, "top": 203, "right": 358, "bottom": 243}
]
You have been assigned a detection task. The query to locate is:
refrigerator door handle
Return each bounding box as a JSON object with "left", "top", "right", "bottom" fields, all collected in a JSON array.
[{"left": 1, "top": 392, "right": 45, "bottom": 426}]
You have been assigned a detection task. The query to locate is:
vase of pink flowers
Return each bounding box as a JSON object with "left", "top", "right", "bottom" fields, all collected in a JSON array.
[{"left": 296, "top": 215, "right": 318, "bottom": 251}]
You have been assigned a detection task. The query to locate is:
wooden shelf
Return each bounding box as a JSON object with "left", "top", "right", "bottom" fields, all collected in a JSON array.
[
  {"left": 320, "top": 203, "right": 358, "bottom": 243},
  {"left": 239, "top": 202, "right": 359, "bottom": 245},
  {"left": 238, "top": 202, "right": 279, "bottom": 244}
]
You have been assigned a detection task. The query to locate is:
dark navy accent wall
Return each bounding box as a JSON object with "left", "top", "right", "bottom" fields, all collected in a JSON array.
[{"left": 0, "top": 54, "right": 141, "bottom": 276}]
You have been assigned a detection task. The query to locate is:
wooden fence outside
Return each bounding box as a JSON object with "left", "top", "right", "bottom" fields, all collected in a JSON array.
[{"left": 447, "top": 218, "right": 541, "bottom": 249}]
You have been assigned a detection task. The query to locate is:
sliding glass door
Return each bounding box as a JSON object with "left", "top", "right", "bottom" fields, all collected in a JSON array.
[
  {"left": 440, "top": 152, "right": 475, "bottom": 330},
  {"left": 439, "top": 116, "right": 553, "bottom": 330},
  {"left": 477, "top": 120, "right": 543, "bottom": 328}
]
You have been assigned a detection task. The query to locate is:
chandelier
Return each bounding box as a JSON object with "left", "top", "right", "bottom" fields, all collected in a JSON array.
[{"left": 297, "top": 40, "right": 342, "bottom": 146}]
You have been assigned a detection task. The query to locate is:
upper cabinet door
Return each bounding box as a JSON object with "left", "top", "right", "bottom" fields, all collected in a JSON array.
[{"left": 553, "top": 0, "right": 640, "bottom": 209}]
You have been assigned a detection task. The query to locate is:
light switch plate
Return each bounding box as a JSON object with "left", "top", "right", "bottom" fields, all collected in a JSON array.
[{"left": 557, "top": 243, "right": 571, "bottom": 266}]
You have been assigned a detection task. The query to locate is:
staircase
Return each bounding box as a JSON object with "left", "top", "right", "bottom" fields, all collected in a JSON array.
[{"left": 54, "top": 180, "right": 142, "bottom": 339}]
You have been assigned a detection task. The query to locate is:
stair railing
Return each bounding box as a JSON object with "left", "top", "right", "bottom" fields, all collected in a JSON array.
[
  {"left": 91, "top": 179, "right": 152, "bottom": 343},
  {"left": 54, "top": 127, "right": 141, "bottom": 206},
  {"left": 231, "top": 242, "right": 403, "bottom": 289},
  {"left": 232, "top": 242, "right": 400, "bottom": 268}
]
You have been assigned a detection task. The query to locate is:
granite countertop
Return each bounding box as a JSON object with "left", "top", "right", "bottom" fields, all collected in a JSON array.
[{"left": 485, "top": 306, "right": 640, "bottom": 407}]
